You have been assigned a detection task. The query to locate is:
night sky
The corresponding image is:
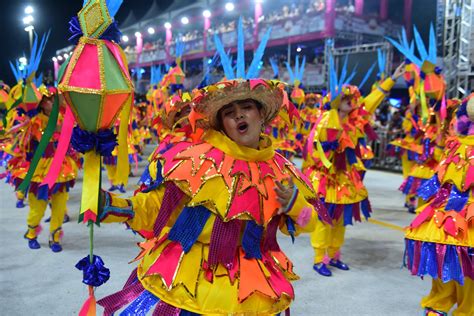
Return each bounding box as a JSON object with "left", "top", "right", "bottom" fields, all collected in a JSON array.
[
  {"left": 0, "top": 0, "right": 175, "bottom": 84},
  {"left": 0, "top": 0, "right": 436, "bottom": 86}
]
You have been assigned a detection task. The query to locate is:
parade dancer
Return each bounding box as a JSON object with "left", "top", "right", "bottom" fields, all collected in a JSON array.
[
  {"left": 305, "top": 57, "right": 404, "bottom": 277},
  {"left": 404, "top": 93, "right": 474, "bottom": 316},
  {"left": 95, "top": 19, "right": 329, "bottom": 315},
  {"left": 387, "top": 26, "right": 449, "bottom": 214}
]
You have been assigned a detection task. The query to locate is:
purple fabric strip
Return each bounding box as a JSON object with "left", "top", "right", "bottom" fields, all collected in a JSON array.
[
  {"left": 436, "top": 243, "right": 446, "bottom": 279},
  {"left": 263, "top": 215, "right": 281, "bottom": 252},
  {"left": 97, "top": 281, "right": 145, "bottom": 316},
  {"left": 123, "top": 267, "right": 138, "bottom": 289},
  {"left": 459, "top": 247, "right": 474, "bottom": 280},
  {"left": 309, "top": 198, "right": 331, "bottom": 225},
  {"left": 208, "top": 217, "right": 242, "bottom": 267},
  {"left": 152, "top": 300, "right": 181, "bottom": 316},
  {"left": 153, "top": 182, "right": 185, "bottom": 237}
]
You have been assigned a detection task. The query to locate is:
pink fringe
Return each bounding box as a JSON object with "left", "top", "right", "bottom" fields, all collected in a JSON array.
[
  {"left": 35, "top": 225, "right": 43, "bottom": 236},
  {"left": 322, "top": 255, "right": 330, "bottom": 265},
  {"left": 296, "top": 207, "right": 312, "bottom": 227},
  {"left": 333, "top": 250, "right": 341, "bottom": 260}
]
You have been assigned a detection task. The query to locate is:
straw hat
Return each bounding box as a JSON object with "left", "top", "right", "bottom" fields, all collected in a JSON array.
[{"left": 192, "top": 78, "right": 285, "bottom": 130}]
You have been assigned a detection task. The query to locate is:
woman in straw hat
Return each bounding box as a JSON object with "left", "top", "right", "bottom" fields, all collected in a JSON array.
[{"left": 96, "top": 78, "right": 329, "bottom": 315}]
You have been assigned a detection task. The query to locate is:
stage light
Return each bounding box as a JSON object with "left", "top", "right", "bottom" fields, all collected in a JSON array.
[
  {"left": 148, "top": 27, "right": 155, "bottom": 34},
  {"left": 19, "top": 57, "right": 27, "bottom": 65},
  {"left": 181, "top": 17, "right": 189, "bottom": 25},
  {"left": 63, "top": 53, "right": 69, "bottom": 59},
  {"left": 52, "top": 57, "right": 57, "bottom": 62},
  {"left": 57, "top": 56, "right": 63, "bottom": 61},
  {"left": 23, "top": 15, "right": 34, "bottom": 25},
  {"left": 225, "top": 2, "right": 235, "bottom": 11},
  {"left": 164, "top": 22, "right": 172, "bottom": 29},
  {"left": 122, "top": 35, "right": 129, "bottom": 42},
  {"left": 135, "top": 31, "right": 142, "bottom": 38},
  {"left": 296, "top": 47, "right": 302, "bottom": 52},
  {"left": 255, "top": 0, "right": 264, "bottom": 3},
  {"left": 24, "top": 25, "right": 34, "bottom": 32},
  {"left": 203, "top": 10, "right": 211, "bottom": 18},
  {"left": 24, "top": 6, "right": 34, "bottom": 14}
]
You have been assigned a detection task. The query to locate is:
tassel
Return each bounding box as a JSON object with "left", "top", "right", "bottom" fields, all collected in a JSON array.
[{"left": 79, "top": 286, "right": 96, "bottom": 316}]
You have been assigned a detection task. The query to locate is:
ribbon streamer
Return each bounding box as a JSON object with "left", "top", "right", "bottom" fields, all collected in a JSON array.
[
  {"left": 79, "top": 151, "right": 102, "bottom": 223},
  {"left": 115, "top": 95, "right": 132, "bottom": 186},
  {"left": 41, "top": 106, "right": 75, "bottom": 188},
  {"left": 18, "top": 95, "right": 60, "bottom": 193}
]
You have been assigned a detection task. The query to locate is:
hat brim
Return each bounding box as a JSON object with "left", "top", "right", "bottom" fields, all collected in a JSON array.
[{"left": 195, "top": 79, "right": 284, "bottom": 129}]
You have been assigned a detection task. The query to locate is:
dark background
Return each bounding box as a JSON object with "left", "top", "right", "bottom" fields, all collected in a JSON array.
[{"left": 0, "top": 0, "right": 436, "bottom": 85}]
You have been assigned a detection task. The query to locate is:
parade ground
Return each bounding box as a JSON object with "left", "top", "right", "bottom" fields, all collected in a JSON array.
[{"left": 0, "top": 152, "right": 431, "bottom": 315}]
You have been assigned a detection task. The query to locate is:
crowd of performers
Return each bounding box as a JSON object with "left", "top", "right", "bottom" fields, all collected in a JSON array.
[{"left": 0, "top": 11, "right": 472, "bottom": 316}]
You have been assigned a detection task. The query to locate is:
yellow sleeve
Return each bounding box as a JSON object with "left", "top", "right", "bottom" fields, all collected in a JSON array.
[
  {"left": 101, "top": 186, "right": 166, "bottom": 232},
  {"left": 362, "top": 77, "right": 395, "bottom": 114},
  {"left": 280, "top": 191, "right": 317, "bottom": 236},
  {"left": 402, "top": 115, "right": 413, "bottom": 133}
]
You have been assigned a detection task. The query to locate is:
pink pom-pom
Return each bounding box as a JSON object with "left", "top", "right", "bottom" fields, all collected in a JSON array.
[
  {"left": 35, "top": 225, "right": 43, "bottom": 236},
  {"left": 296, "top": 207, "right": 312, "bottom": 227}
]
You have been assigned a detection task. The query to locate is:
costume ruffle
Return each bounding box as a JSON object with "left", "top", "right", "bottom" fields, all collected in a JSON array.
[
  {"left": 405, "top": 135, "right": 474, "bottom": 284},
  {"left": 100, "top": 131, "right": 325, "bottom": 314},
  {"left": 404, "top": 239, "right": 473, "bottom": 284},
  {"left": 153, "top": 131, "right": 329, "bottom": 225}
]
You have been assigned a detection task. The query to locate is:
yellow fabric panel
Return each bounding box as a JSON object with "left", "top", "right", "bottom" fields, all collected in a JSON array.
[
  {"left": 409, "top": 164, "right": 436, "bottom": 179},
  {"left": 363, "top": 77, "right": 395, "bottom": 114},
  {"left": 138, "top": 241, "right": 293, "bottom": 315}
]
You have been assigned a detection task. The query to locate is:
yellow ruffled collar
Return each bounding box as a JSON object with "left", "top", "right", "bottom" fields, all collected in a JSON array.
[{"left": 204, "top": 130, "right": 274, "bottom": 162}]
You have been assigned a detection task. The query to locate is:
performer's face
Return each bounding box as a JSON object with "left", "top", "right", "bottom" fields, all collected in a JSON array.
[
  {"left": 39, "top": 96, "right": 54, "bottom": 116},
  {"left": 339, "top": 96, "right": 353, "bottom": 114},
  {"left": 218, "top": 99, "right": 263, "bottom": 149}
]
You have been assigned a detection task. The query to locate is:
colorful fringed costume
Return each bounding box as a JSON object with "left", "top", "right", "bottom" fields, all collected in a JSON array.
[
  {"left": 98, "top": 129, "right": 327, "bottom": 315},
  {"left": 386, "top": 25, "right": 449, "bottom": 213},
  {"left": 11, "top": 89, "right": 79, "bottom": 251},
  {"left": 304, "top": 63, "right": 398, "bottom": 273},
  {"left": 404, "top": 94, "right": 474, "bottom": 316},
  {"left": 97, "top": 78, "right": 329, "bottom": 315}
]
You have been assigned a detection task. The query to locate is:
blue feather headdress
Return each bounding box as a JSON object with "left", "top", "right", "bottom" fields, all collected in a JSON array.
[
  {"left": 9, "top": 31, "right": 50, "bottom": 84},
  {"left": 285, "top": 55, "right": 306, "bottom": 87},
  {"left": 213, "top": 17, "right": 272, "bottom": 80}
]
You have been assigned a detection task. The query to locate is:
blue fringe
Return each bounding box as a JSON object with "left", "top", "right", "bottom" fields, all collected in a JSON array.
[
  {"left": 445, "top": 186, "right": 469, "bottom": 212},
  {"left": 242, "top": 221, "right": 264, "bottom": 259},
  {"left": 406, "top": 239, "right": 415, "bottom": 270},
  {"left": 402, "top": 176, "right": 415, "bottom": 195},
  {"left": 418, "top": 242, "right": 438, "bottom": 278},
  {"left": 141, "top": 161, "right": 164, "bottom": 193},
  {"left": 346, "top": 148, "right": 357, "bottom": 165},
  {"left": 120, "top": 290, "right": 159, "bottom": 316},
  {"left": 442, "top": 245, "right": 464, "bottom": 284},
  {"left": 168, "top": 206, "right": 211, "bottom": 253},
  {"left": 417, "top": 175, "right": 440, "bottom": 201},
  {"left": 343, "top": 204, "right": 353, "bottom": 226},
  {"left": 360, "top": 198, "right": 371, "bottom": 219},
  {"left": 286, "top": 217, "right": 296, "bottom": 244},
  {"left": 407, "top": 151, "right": 418, "bottom": 161},
  {"left": 326, "top": 203, "right": 336, "bottom": 218},
  {"left": 320, "top": 141, "right": 339, "bottom": 152},
  {"left": 272, "top": 127, "right": 278, "bottom": 138},
  {"left": 138, "top": 164, "right": 152, "bottom": 186}
]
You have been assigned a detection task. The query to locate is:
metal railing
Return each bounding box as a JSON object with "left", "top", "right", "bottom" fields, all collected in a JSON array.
[{"left": 368, "top": 129, "right": 402, "bottom": 172}]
